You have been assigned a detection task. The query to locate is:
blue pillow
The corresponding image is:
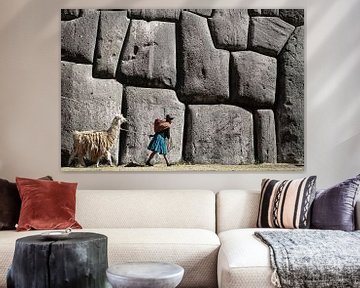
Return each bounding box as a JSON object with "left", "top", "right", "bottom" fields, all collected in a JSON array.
[{"left": 311, "top": 174, "right": 360, "bottom": 231}]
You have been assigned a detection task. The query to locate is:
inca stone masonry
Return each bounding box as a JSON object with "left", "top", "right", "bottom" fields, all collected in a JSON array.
[{"left": 61, "top": 9, "right": 304, "bottom": 167}]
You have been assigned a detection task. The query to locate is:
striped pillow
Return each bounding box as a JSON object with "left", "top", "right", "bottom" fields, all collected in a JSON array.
[{"left": 257, "top": 176, "right": 317, "bottom": 229}]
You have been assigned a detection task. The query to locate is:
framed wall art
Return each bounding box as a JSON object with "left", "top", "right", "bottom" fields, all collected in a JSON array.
[{"left": 61, "top": 9, "right": 304, "bottom": 171}]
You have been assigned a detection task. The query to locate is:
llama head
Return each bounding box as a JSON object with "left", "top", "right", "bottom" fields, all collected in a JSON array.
[{"left": 113, "top": 115, "right": 127, "bottom": 126}]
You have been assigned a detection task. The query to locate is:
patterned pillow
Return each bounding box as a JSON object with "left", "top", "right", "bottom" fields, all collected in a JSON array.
[{"left": 257, "top": 176, "right": 317, "bottom": 229}]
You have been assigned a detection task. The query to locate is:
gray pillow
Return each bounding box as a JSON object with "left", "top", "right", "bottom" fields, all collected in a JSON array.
[{"left": 311, "top": 174, "right": 360, "bottom": 231}]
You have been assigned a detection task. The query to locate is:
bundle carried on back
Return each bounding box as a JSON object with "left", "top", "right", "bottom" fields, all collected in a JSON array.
[{"left": 154, "top": 119, "right": 171, "bottom": 133}]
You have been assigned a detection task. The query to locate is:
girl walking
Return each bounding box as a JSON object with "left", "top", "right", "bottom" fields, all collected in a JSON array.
[{"left": 146, "top": 114, "right": 174, "bottom": 166}]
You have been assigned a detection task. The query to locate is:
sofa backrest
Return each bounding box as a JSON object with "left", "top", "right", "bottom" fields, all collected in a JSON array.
[
  {"left": 217, "top": 190, "right": 360, "bottom": 233},
  {"left": 76, "top": 190, "right": 216, "bottom": 231},
  {"left": 216, "top": 190, "right": 260, "bottom": 233}
]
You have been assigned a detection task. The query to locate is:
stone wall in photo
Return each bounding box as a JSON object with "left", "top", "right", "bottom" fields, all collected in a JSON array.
[{"left": 61, "top": 9, "right": 304, "bottom": 166}]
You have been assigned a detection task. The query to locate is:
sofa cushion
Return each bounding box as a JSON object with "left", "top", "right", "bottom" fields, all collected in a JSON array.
[
  {"left": 257, "top": 177, "right": 317, "bottom": 229},
  {"left": 76, "top": 190, "right": 216, "bottom": 231},
  {"left": 16, "top": 177, "right": 82, "bottom": 231},
  {"left": 0, "top": 179, "right": 20, "bottom": 230},
  {"left": 103, "top": 228, "right": 219, "bottom": 288},
  {"left": 218, "top": 228, "right": 278, "bottom": 288},
  {"left": 0, "top": 229, "right": 56, "bottom": 287},
  {"left": 0, "top": 176, "right": 53, "bottom": 230},
  {"left": 0, "top": 228, "right": 220, "bottom": 288},
  {"left": 311, "top": 174, "right": 360, "bottom": 231}
]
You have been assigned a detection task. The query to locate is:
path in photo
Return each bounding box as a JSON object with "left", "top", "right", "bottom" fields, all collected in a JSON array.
[{"left": 62, "top": 163, "right": 303, "bottom": 172}]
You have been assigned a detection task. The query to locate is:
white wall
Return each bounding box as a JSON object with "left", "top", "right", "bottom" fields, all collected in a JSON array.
[{"left": 0, "top": 0, "right": 359, "bottom": 191}]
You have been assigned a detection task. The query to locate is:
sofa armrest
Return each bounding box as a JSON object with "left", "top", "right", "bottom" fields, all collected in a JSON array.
[{"left": 356, "top": 200, "right": 360, "bottom": 230}]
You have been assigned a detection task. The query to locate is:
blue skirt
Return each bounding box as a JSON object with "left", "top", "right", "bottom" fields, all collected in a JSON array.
[{"left": 147, "top": 132, "right": 167, "bottom": 155}]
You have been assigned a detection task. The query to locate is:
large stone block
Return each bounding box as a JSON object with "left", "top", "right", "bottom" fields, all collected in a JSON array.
[
  {"left": 128, "top": 9, "right": 181, "bottom": 21},
  {"left": 61, "top": 61, "right": 123, "bottom": 166},
  {"left": 99, "top": 9, "right": 126, "bottom": 11},
  {"left": 276, "top": 26, "right": 304, "bottom": 164},
  {"left": 120, "top": 87, "right": 185, "bottom": 165},
  {"left": 186, "top": 9, "right": 213, "bottom": 17},
  {"left": 231, "top": 51, "right": 277, "bottom": 107},
  {"left": 118, "top": 20, "right": 176, "bottom": 89},
  {"left": 262, "top": 9, "right": 280, "bottom": 16},
  {"left": 184, "top": 105, "right": 254, "bottom": 164},
  {"left": 61, "top": 10, "right": 99, "bottom": 64},
  {"left": 208, "top": 9, "right": 249, "bottom": 50},
  {"left": 61, "top": 9, "right": 82, "bottom": 21},
  {"left": 248, "top": 9, "right": 279, "bottom": 16},
  {"left": 261, "top": 9, "right": 280, "bottom": 16},
  {"left": 178, "top": 11, "right": 229, "bottom": 103},
  {"left": 82, "top": 9, "right": 98, "bottom": 16},
  {"left": 254, "top": 110, "right": 277, "bottom": 163},
  {"left": 280, "top": 9, "right": 304, "bottom": 26},
  {"left": 248, "top": 9, "right": 262, "bottom": 16},
  {"left": 249, "top": 17, "right": 295, "bottom": 57},
  {"left": 93, "top": 11, "right": 129, "bottom": 79}
]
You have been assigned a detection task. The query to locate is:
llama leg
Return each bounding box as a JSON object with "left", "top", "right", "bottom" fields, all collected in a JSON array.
[
  {"left": 106, "top": 151, "right": 113, "bottom": 166},
  {"left": 68, "top": 151, "right": 76, "bottom": 167},
  {"left": 78, "top": 152, "right": 86, "bottom": 167},
  {"left": 79, "top": 157, "right": 86, "bottom": 167}
]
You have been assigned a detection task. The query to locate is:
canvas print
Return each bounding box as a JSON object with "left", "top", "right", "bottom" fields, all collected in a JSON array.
[{"left": 61, "top": 9, "right": 305, "bottom": 171}]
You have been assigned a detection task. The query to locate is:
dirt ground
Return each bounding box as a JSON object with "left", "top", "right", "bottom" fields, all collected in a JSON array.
[{"left": 62, "top": 163, "right": 303, "bottom": 172}]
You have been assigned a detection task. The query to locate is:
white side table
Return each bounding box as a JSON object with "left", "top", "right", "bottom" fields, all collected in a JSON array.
[{"left": 106, "top": 262, "right": 184, "bottom": 288}]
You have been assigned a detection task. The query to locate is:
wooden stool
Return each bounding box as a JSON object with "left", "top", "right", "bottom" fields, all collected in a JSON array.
[{"left": 7, "top": 232, "right": 108, "bottom": 288}]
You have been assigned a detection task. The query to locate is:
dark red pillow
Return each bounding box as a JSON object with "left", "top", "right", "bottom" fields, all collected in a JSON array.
[{"left": 16, "top": 177, "right": 82, "bottom": 231}]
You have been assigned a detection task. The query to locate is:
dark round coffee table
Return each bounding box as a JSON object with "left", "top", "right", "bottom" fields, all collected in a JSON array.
[
  {"left": 7, "top": 232, "right": 108, "bottom": 288},
  {"left": 106, "top": 262, "right": 184, "bottom": 288}
]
